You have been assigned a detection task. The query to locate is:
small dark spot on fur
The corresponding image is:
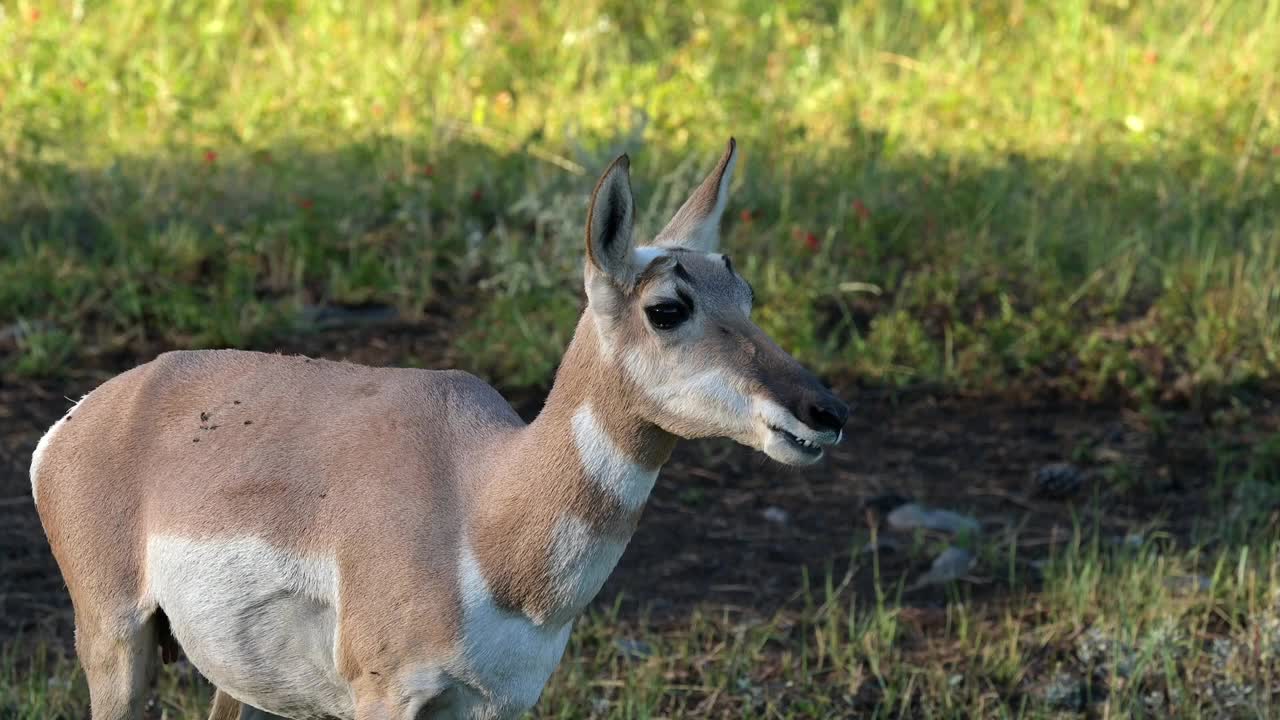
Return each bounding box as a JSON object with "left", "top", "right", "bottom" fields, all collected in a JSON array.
[
  {"left": 369, "top": 670, "right": 380, "bottom": 676},
  {"left": 65, "top": 415, "right": 72, "bottom": 421},
  {"left": 319, "top": 492, "right": 327, "bottom": 499},
  {"left": 192, "top": 438, "right": 199, "bottom": 443},
  {"left": 208, "top": 425, "right": 218, "bottom": 430},
  {"left": 244, "top": 420, "right": 252, "bottom": 425},
  {"left": 233, "top": 400, "right": 241, "bottom": 405},
  {"left": 304, "top": 358, "right": 312, "bottom": 363},
  {"left": 200, "top": 411, "right": 209, "bottom": 422}
]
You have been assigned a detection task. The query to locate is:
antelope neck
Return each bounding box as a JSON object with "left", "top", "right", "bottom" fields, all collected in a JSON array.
[{"left": 468, "top": 315, "right": 676, "bottom": 623}]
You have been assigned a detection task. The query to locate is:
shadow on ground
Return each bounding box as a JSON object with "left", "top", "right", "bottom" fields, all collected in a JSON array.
[{"left": 2, "top": 131, "right": 1278, "bottom": 650}]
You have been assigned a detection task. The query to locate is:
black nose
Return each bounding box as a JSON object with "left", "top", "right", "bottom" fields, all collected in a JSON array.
[{"left": 807, "top": 397, "right": 849, "bottom": 433}]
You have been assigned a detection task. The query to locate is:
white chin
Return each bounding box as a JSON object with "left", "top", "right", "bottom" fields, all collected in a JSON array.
[{"left": 761, "top": 432, "right": 825, "bottom": 466}]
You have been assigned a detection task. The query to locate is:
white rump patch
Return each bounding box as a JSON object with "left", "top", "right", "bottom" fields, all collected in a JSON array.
[
  {"left": 30, "top": 397, "right": 84, "bottom": 505},
  {"left": 145, "top": 536, "right": 352, "bottom": 719},
  {"left": 456, "top": 541, "right": 573, "bottom": 716},
  {"left": 570, "top": 403, "right": 658, "bottom": 513}
]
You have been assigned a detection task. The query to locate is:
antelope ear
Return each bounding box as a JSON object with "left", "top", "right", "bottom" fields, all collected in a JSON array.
[
  {"left": 653, "top": 138, "right": 738, "bottom": 253},
  {"left": 584, "top": 154, "right": 637, "bottom": 288}
]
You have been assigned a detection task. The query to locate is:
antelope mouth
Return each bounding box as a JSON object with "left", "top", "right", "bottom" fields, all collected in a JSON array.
[{"left": 768, "top": 424, "right": 823, "bottom": 457}]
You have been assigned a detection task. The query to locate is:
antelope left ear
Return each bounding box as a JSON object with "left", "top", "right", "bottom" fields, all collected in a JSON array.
[
  {"left": 585, "top": 154, "right": 637, "bottom": 288},
  {"left": 653, "top": 137, "right": 738, "bottom": 253}
]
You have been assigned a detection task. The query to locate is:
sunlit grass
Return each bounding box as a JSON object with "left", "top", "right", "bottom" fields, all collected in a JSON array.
[{"left": 1, "top": 0, "right": 1277, "bottom": 398}]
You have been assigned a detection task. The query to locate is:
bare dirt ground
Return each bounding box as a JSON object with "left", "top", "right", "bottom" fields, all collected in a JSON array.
[{"left": 2, "top": 322, "right": 1274, "bottom": 653}]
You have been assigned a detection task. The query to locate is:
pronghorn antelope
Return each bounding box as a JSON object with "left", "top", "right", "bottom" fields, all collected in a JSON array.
[{"left": 31, "top": 139, "right": 848, "bottom": 720}]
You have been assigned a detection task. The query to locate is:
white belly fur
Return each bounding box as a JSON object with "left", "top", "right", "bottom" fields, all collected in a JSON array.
[
  {"left": 146, "top": 535, "right": 582, "bottom": 720},
  {"left": 145, "top": 535, "right": 354, "bottom": 719}
]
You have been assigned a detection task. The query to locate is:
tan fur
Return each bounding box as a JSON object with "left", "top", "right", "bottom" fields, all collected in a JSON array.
[
  {"left": 33, "top": 138, "right": 848, "bottom": 720},
  {"left": 207, "top": 690, "right": 245, "bottom": 720}
]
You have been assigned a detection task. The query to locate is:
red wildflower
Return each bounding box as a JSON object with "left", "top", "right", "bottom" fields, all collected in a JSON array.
[
  {"left": 203, "top": 150, "right": 217, "bottom": 165},
  {"left": 29, "top": 8, "right": 41, "bottom": 21},
  {"left": 1143, "top": 50, "right": 1158, "bottom": 64},
  {"left": 471, "top": 188, "right": 483, "bottom": 202},
  {"left": 297, "top": 198, "right": 314, "bottom": 211},
  {"left": 852, "top": 199, "right": 871, "bottom": 222},
  {"left": 739, "top": 209, "right": 755, "bottom": 223},
  {"left": 419, "top": 164, "right": 434, "bottom": 177},
  {"left": 803, "top": 231, "right": 820, "bottom": 252}
]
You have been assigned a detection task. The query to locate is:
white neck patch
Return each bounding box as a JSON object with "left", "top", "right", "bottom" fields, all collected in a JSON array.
[
  {"left": 456, "top": 541, "right": 573, "bottom": 712},
  {"left": 570, "top": 403, "right": 658, "bottom": 513},
  {"left": 542, "top": 515, "right": 627, "bottom": 626}
]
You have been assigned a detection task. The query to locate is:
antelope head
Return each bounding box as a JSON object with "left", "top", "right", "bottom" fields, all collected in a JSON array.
[{"left": 582, "top": 139, "right": 849, "bottom": 465}]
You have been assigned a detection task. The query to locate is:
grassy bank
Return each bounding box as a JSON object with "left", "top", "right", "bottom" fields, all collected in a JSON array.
[{"left": 2, "top": 0, "right": 1278, "bottom": 399}]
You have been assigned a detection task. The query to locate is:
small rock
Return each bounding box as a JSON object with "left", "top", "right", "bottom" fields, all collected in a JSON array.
[
  {"left": 886, "top": 503, "right": 980, "bottom": 536},
  {"left": 1033, "top": 462, "right": 1086, "bottom": 499},
  {"left": 1075, "top": 627, "right": 1111, "bottom": 666},
  {"left": 761, "top": 506, "right": 790, "bottom": 526},
  {"left": 1143, "top": 686, "right": 1184, "bottom": 713},
  {"left": 612, "top": 637, "right": 652, "bottom": 660},
  {"left": 1210, "top": 637, "right": 1236, "bottom": 671},
  {"left": 861, "top": 536, "right": 902, "bottom": 555},
  {"left": 1209, "top": 678, "right": 1254, "bottom": 708},
  {"left": 1076, "top": 627, "right": 1142, "bottom": 678},
  {"left": 47, "top": 676, "right": 72, "bottom": 690},
  {"left": 0, "top": 319, "right": 54, "bottom": 346},
  {"left": 1163, "top": 574, "right": 1212, "bottom": 596},
  {"left": 909, "top": 546, "right": 975, "bottom": 589},
  {"left": 1042, "top": 671, "right": 1087, "bottom": 711}
]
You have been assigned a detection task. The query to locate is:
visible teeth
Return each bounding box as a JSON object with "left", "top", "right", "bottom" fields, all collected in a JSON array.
[{"left": 770, "top": 425, "right": 821, "bottom": 452}]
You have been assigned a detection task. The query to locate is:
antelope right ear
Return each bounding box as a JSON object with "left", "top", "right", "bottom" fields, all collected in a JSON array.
[
  {"left": 584, "top": 154, "right": 637, "bottom": 289},
  {"left": 653, "top": 138, "right": 738, "bottom": 253}
]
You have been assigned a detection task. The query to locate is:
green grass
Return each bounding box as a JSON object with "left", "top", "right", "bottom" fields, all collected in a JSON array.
[
  {"left": 2, "top": 0, "right": 1278, "bottom": 398},
  {"left": 7, "top": 532, "right": 1280, "bottom": 718},
  {"left": 4, "top": 1, "right": 1280, "bottom": 717}
]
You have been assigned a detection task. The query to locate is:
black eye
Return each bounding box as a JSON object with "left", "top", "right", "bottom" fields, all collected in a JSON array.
[{"left": 644, "top": 302, "right": 689, "bottom": 330}]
